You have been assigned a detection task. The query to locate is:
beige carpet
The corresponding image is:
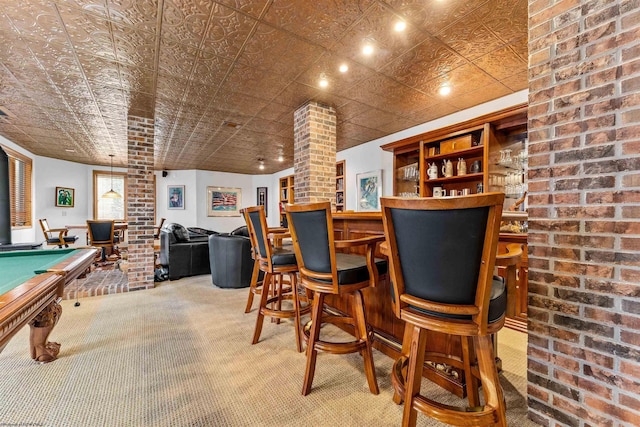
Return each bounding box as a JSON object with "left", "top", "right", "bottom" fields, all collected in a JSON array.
[{"left": 0, "top": 275, "right": 535, "bottom": 426}]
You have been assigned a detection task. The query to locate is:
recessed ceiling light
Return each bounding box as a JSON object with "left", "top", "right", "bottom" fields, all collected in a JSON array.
[
  {"left": 339, "top": 64, "right": 349, "bottom": 73},
  {"left": 65, "top": 148, "right": 76, "bottom": 152},
  {"left": 362, "top": 39, "right": 375, "bottom": 55},
  {"left": 319, "top": 73, "right": 329, "bottom": 88},
  {"left": 394, "top": 21, "right": 406, "bottom": 32},
  {"left": 439, "top": 83, "right": 452, "bottom": 96}
]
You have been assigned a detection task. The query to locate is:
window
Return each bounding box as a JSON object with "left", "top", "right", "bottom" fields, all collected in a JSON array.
[
  {"left": 2, "top": 145, "right": 32, "bottom": 228},
  {"left": 93, "top": 170, "right": 127, "bottom": 221}
]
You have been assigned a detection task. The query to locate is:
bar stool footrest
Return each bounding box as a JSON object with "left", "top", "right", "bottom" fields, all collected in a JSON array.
[{"left": 392, "top": 356, "right": 497, "bottom": 426}]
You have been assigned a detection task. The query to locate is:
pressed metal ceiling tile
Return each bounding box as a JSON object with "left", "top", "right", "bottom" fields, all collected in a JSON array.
[
  {"left": 338, "top": 122, "right": 386, "bottom": 142},
  {"left": 225, "top": 67, "right": 289, "bottom": 102},
  {"left": 473, "top": 45, "right": 528, "bottom": 82},
  {"left": 107, "top": 0, "right": 158, "bottom": 30},
  {"left": 334, "top": 2, "right": 426, "bottom": 71},
  {"left": 235, "top": 23, "right": 288, "bottom": 70},
  {"left": 0, "top": 0, "right": 528, "bottom": 173},
  {"left": 509, "top": 36, "right": 528, "bottom": 62},
  {"left": 380, "top": 36, "right": 467, "bottom": 89},
  {"left": 190, "top": 52, "right": 233, "bottom": 86},
  {"left": 437, "top": 21, "right": 506, "bottom": 62},
  {"left": 261, "top": 0, "right": 374, "bottom": 49},
  {"left": 273, "top": 82, "right": 318, "bottom": 109},
  {"left": 349, "top": 108, "right": 398, "bottom": 129},
  {"left": 447, "top": 81, "right": 512, "bottom": 110},
  {"left": 500, "top": 72, "right": 529, "bottom": 92},
  {"left": 200, "top": 4, "right": 257, "bottom": 60},
  {"left": 385, "top": 0, "right": 489, "bottom": 35},
  {"left": 111, "top": 22, "right": 157, "bottom": 66}
]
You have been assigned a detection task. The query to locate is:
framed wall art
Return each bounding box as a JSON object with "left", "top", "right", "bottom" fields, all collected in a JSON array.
[
  {"left": 55, "top": 187, "right": 75, "bottom": 207},
  {"left": 168, "top": 185, "right": 185, "bottom": 209},
  {"left": 207, "top": 187, "right": 242, "bottom": 217},
  {"left": 356, "top": 170, "right": 382, "bottom": 212},
  {"left": 256, "top": 186, "right": 268, "bottom": 216}
]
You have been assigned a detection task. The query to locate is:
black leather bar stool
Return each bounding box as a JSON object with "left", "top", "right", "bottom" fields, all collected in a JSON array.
[
  {"left": 285, "top": 201, "right": 386, "bottom": 396},
  {"left": 245, "top": 206, "right": 310, "bottom": 352},
  {"left": 241, "top": 208, "right": 265, "bottom": 313},
  {"left": 380, "top": 193, "right": 508, "bottom": 427}
]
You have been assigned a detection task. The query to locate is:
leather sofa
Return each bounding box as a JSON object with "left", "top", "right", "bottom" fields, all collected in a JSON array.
[
  {"left": 208, "top": 226, "right": 255, "bottom": 288},
  {"left": 158, "top": 224, "right": 218, "bottom": 280}
]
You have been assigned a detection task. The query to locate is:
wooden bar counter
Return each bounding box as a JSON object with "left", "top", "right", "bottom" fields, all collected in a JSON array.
[{"left": 327, "top": 211, "right": 526, "bottom": 397}]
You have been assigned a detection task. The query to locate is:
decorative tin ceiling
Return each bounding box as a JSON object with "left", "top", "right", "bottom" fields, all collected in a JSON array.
[{"left": 0, "top": 0, "right": 527, "bottom": 174}]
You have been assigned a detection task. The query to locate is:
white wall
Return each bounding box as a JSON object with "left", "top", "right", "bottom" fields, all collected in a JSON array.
[
  {"left": 33, "top": 156, "right": 129, "bottom": 243},
  {"left": 194, "top": 169, "right": 254, "bottom": 233},
  {"left": 5, "top": 90, "right": 527, "bottom": 243},
  {"left": 155, "top": 169, "right": 198, "bottom": 228}
]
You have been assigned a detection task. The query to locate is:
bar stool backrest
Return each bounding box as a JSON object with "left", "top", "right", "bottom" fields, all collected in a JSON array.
[{"left": 381, "top": 193, "right": 504, "bottom": 334}]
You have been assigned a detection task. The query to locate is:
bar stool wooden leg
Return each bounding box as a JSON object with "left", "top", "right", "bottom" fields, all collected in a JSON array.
[
  {"left": 252, "top": 271, "right": 273, "bottom": 345},
  {"left": 352, "top": 290, "right": 379, "bottom": 394},
  {"left": 244, "top": 259, "right": 261, "bottom": 313},
  {"left": 291, "top": 273, "right": 303, "bottom": 353},
  {"left": 393, "top": 325, "right": 414, "bottom": 404},
  {"left": 462, "top": 336, "right": 481, "bottom": 407},
  {"left": 476, "top": 335, "right": 507, "bottom": 427},
  {"left": 302, "top": 292, "right": 325, "bottom": 396},
  {"left": 402, "top": 325, "right": 427, "bottom": 427}
]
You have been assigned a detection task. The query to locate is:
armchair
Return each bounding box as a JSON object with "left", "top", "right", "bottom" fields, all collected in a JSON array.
[
  {"left": 39, "top": 219, "right": 78, "bottom": 248},
  {"left": 87, "top": 220, "right": 120, "bottom": 264}
]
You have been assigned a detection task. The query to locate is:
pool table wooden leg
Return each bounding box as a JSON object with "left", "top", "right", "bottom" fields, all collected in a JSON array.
[{"left": 28, "top": 300, "right": 62, "bottom": 364}]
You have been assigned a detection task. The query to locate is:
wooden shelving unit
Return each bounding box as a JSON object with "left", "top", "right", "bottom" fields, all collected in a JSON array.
[
  {"left": 335, "top": 160, "right": 345, "bottom": 212},
  {"left": 279, "top": 174, "right": 294, "bottom": 226},
  {"left": 381, "top": 103, "right": 529, "bottom": 330}
]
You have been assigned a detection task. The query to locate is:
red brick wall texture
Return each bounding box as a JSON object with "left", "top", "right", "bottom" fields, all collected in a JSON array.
[
  {"left": 528, "top": 1, "right": 640, "bottom": 426},
  {"left": 293, "top": 101, "right": 337, "bottom": 204},
  {"left": 127, "top": 116, "right": 155, "bottom": 291}
]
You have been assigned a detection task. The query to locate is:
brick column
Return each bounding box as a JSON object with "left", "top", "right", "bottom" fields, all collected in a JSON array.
[
  {"left": 293, "top": 101, "right": 336, "bottom": 204},
  {"left": 528, "top": 2, "right": 640, "bottom": 426},
  {"left": 127, "top": 116, "right": 155, "bottom": 291}
]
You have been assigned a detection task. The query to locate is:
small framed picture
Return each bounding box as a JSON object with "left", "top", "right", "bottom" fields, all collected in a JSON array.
[
  {"left": 55, "top": 187, "right": 75, "bottom": 207},
  {"left": 168, "top": 185, "right": 185, "bottom": 210},
  {"left": 207, "top": 187, "right": 242, "bottom": 217},
  {"left": 356, "top": 170, "right": 382, "bottom": 212},
  {"left": 257, "top": 187, "right": 268, "bottom": 217}
]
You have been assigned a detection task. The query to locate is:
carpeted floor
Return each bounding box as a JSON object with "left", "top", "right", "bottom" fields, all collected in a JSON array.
[{"left": 0, "top": 275, "right": 535, "bottom": 427}]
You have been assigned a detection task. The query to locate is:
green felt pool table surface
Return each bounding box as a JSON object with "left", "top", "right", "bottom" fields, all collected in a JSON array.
[
  {"left": 0, "top": 249, "right": 86, "bottom": 294},
  {"left": 0, "top": 248, "right": 96, "bottom": 360}
]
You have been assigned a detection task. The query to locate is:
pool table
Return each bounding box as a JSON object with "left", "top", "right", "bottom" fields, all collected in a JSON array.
[{"left": 0, "top": 248, "right": 97, "bottom": 363}]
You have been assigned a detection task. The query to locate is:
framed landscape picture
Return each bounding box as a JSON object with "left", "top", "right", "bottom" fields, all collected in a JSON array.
[
  {"left": 168, "top": 185, "right": 185, "bottom": 209},
  {"left": 55, "top": 187, "right": 75, "bottom": 207},
  {"left": 356, "top": 170, "right": 382, "bottom": 212},
  {"left": 207, "top": 187, "right": 241, "bottom": 216}
]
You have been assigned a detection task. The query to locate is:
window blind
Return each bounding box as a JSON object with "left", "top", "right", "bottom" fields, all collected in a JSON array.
[{"left": 2, "top": 145, "right": 32, "bottom": 227}]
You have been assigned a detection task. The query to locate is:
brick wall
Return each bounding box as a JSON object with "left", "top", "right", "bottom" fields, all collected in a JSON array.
[
  {"left": 127, "top": 116, "right": 155, "bottom": 291},
  {"left": 293, "top": 101, "right": 336, "bottom": 204},
  {"left": 528, "top": 1, "right": 640, "bottom": 426}
]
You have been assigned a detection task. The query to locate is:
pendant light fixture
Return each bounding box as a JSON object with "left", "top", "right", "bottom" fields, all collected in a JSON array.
[{"left": 102, "top": 154, "right": 122, "bottom": 198}]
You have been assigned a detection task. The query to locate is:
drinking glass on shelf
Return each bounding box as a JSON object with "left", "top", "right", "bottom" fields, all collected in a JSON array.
[{"left": 504, "top": 149, "right": 512, "bottom": 164}]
